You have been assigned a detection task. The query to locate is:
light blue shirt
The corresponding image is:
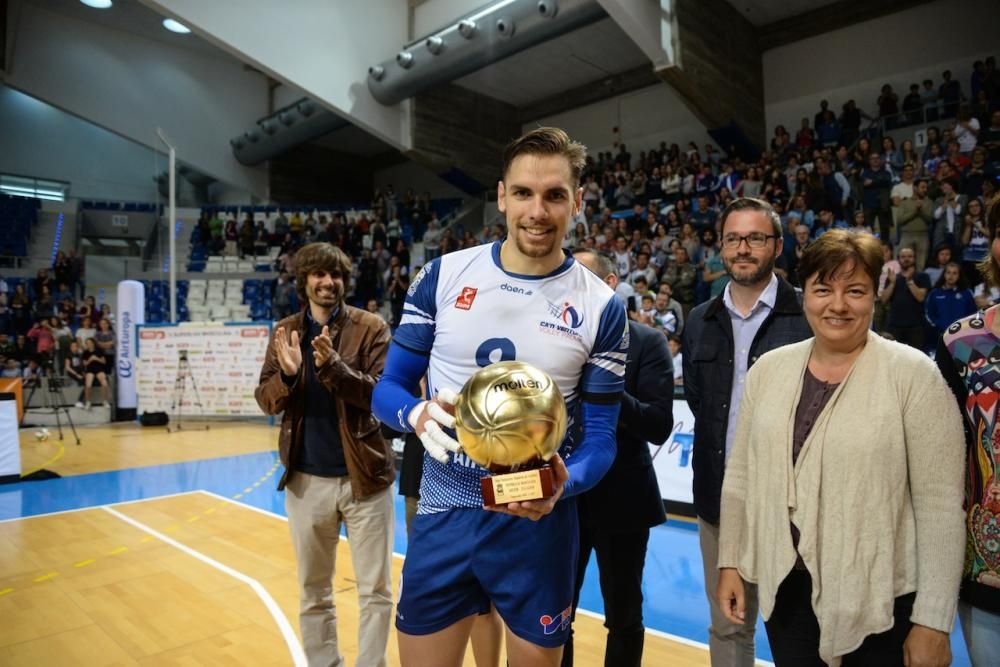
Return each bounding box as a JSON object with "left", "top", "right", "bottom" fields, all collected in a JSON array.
[{"left": 722, "top": 273, "right": 778, "bottom": 461}]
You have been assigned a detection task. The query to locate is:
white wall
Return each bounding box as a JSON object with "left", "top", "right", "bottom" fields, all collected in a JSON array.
[
  {"left": 5, "top": 2, "right": 268, "bottom": 198},
  {"left": 412, "top": 0, "right": 481, "bottom": 40},
  {"left": 145, "top": 0, "right": 410, "bottom": 151},
  {"left": 0, "top": 86, "right": 161, "bottom": 202},
  {"left": 527, "top": 83, "right": 712, "bottom": 157},
  {"left": 374, "top": 160, "right": 467, "bottom": 200},
  {"left": 763, "top": 0, "right": 999, "bottom": 134}
]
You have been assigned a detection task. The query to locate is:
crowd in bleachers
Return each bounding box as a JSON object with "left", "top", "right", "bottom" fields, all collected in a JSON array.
[
  {"left": 0, "top": 255, "right": 114, "bottom": 408},
  {"left": 568, "top": 55, "right": 1000, "bottom": 362}
]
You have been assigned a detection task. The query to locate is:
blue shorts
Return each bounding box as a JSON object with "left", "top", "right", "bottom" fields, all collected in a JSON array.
[{"left": 396, "top": 499, "right": 579, "bottom": 648}]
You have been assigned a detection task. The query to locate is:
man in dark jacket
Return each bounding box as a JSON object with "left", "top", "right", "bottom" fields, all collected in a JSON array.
[
  {"left": 255, "top": 242, "right": 394, "bottom": 667},
  {"left": 561, "top": 249, "right": 673, "bottom": 667},
  {"left": 682, "top": 199, "right": 812, "bottom": 667}
]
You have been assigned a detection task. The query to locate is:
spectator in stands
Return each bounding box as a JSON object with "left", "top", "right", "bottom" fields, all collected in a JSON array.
[
  {"left": 51, "top": 316, "right": 73, "bottom": 369},
  {"left": 64, "top": 340, "right": 85, "bottom": 407},
  {"left": 272, "top": 270, "right": 295, "bottom": 320},
  {"left": 954, "top": 105, "right": 981, "bottom": 155},
  {"left": 0, "top": 293, "right": 9, "bottom": 335},
  {"left": 924, "top": 245, "right": 953, "bottom": 287},
  {"left": 224, "top": 218, "right": 239, "bottom": 257},
  {"left": 26, "top": 318, "right": 55, "bottom": 365},
  {"left": 902, "top": 83, "right": 924, "bottom": 125},
  {"left": 53, "top": 251, "right": 72, "bottom": 289},
  {"left": 76, "top": 315, "right": 96, "bottom": 348},
  {"left": 386, "top": 264, "right": 409, "bottom": 330},
  {"left": 933, "top": 180, "right": 966, "bottom": 253},
  {"left": 880, "top": 247, "right": 931, "bottom": 349},
  {"left": 94, "top": 318, "right": 115, "bottom": 366},
  {"left": 921, "top": 78, "right": 940, "bottom": 122},
  {"left": 22, "top": 358, "right": 41, "bottom": 389},
  {"left": 10, "top": 284, "right": 29, "bottom": 335},
  {"left": 253, "top": 220, "right": 269, "bottom": 258},
  {"left": 815, "top": 110, "right": 841, "bottom": 148},
  {"left": 78, "top": 295, "right": 97, "bottom": 323},
  {"left": 895, "top": 178, "right": 934, "bottom": 269},
  {"left": 717, "top": 230, "right": 963, "bottom": 667},
  {"left": 0, "top": 358, "right": 18, "bottom": 378},
  {"left": 53, "top": 282, "right": 72, "bottom": 305},
  {"left": 208, "top": 212, "right": 224, "bottom": 253},
  {"left": 861, "top": 152, "right": 894, "bottom": 239},
  {"left": 82, "top": 337, "right": 110, "bottom": 409},
  {"left": 796, "top": 118, "right": 815, "bottom": 150},
  {"left": 422, "top": 219, "right": 442, "bottom": 262},
  {"left": 33, "top": 285, "right": 54, "bottom": 321},
  {"left": 878, "top": 84, "right": 900, "bottom": 127},
  {"left": 940, "top": 70, "right": 963, "bottom": 118},
  {"left": 662, "top": 246, "right": 697, "bottom": 315},
  {"left": 926, "top": 262, "right": 976, "bottom": 336},
  {"left": 239, "top": 216, "right": 255, "bottom": 258},
  {"left": 960, "top": 198, "right": 989, "bottom": 288}
]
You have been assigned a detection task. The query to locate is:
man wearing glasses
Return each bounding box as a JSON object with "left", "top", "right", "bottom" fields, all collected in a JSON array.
[{"left": 681, "top": 198, "right": 812, "bottom": 666}]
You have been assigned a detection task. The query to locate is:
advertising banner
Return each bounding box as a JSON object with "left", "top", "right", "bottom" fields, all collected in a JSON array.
[
  {"left": 116, "top": 280, "right": 145, "bottom": 411},
  {"left": 136, "top": 322, "right": 271, "bottom": 416}
]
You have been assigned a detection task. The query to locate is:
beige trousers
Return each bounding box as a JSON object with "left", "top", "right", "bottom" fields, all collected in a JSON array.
[
  {"left": 285, "top": 473, "right": 394, "bottom": 667},
  {"left": 698, "top": 518, "right": 759, "bottom": 667}
]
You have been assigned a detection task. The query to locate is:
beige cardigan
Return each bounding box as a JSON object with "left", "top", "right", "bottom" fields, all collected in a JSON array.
[{"left": 718, "top": 332, "right": 965, "bottom": 666}]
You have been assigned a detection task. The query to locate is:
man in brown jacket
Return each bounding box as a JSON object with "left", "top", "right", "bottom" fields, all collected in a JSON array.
[{"left": 255, "top": 242, "right": 394, "bottom": 667}]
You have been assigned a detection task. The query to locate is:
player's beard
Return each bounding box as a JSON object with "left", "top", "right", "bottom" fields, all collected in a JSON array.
[
  {"left": 723, "top": 252, "right": 777, "bottom": 287},
  {"left": 511, "top": 222, "right": 559, "bottom": 259},
  {"left": 307, "top": 283, "right": 341, "bottom": 309}
]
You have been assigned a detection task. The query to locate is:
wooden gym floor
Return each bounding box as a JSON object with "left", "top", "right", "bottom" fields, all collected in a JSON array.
[{"left": 1, "top": 422, "right": 743, "bottom": 665}]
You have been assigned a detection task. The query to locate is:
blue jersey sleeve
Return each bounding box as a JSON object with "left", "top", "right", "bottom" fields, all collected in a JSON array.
[
  {"left": 372, "top": 342, "right": 430, "bottom": 432},
  {"left": 581, "top": 294, "right": 628, "bottom": 401},
  {"left": 562, "top": 400, "right": 619, "bottom": 497},
  {"left": 393, "top": 259, "right": 440, "bottom": 354}
]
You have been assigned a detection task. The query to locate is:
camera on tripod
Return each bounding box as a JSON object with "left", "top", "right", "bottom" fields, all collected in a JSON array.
[{"left": 179, "top": 349, "right": 189, "bottom": 362}]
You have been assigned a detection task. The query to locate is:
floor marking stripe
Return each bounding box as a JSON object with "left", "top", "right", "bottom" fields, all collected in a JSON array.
[
  {"left": 103, "top": 505, "right": 306, "bottom": 667},
  {"left": 74, "top": 559, "right": 96, "bottom": 568},
  {"left": 33, "top": 572, "right": 58, "bottom": 582},
  {"left": 0, "top": 490, "right": 205, "bottom": 524},
  {"left": 108, "top": 546, "right": 128, "bottom": 555},
  {"left": 0, "top": 587, "right": 13, "bottom": 596}
]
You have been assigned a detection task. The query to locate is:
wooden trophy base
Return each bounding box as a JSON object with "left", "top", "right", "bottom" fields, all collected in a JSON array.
[{"left": 480, "top": 465, "right": 555, "bottom": 506}]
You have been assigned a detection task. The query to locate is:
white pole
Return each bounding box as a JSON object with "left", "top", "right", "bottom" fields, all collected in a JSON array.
[{"left": 156, "top": 129, "right": 178, "bottom": 323}]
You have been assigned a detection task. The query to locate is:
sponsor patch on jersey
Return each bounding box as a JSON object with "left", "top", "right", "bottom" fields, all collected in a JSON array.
[{"left": 455, "top": 287, "right": 478, "bottom": 310}]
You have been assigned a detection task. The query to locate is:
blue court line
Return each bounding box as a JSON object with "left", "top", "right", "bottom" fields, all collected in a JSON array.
[{"left": 0, "top": 451, "right": 972, "bottom": 665}]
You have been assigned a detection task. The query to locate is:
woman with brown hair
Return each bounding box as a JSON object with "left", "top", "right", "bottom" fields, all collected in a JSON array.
[{"left": 717, "top": 229, "right": 965, "bottom": 666}]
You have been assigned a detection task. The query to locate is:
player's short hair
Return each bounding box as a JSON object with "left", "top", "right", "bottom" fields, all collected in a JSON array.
[
  {"left": 294, "top": 242, "right": 352, "bottom": 303},
  {"left": 503, "top": 127, "right": 587, "bottom": 187},
  {"left": 719, "top": 198, "right": 782, "bottom": 236},
  {"left": 978, "top": 194, "right": 1000, "bottom": 287},
  {"left": 571, "top": 247, "right": 615, "bottom": 280},
  {"left": 797, "top": 229, "right": 883, "bottom": 291}
]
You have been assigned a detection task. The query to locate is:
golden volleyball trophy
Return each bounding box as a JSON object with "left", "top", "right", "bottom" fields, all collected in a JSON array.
[{"left": 453, "top": 360, "right": 568, "bottom": 506}]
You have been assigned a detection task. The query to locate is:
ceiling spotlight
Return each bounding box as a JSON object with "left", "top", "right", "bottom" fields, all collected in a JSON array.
[
  {"left": 495, "top": 17, "right": 515, "bottom": 39},
  {"left": 278, "top": 111, "right": 296, "bottom": 126},
  {"left": 230, "top": 137, "right": 246, "bottom": 150},
  {"left": 80, "top": 0, "right": 113, "bottom": 8},
  {"left": 368, "top": 65, "right": 386, "bottom": 81},
  {"left": 537, "top": 1, "right": 558, "bottom": 18},
  {"left": 162, "top": 18, "right": 191, "bottom": 34},
  {"left": 258, "top": 119, "right": 278, "bottom": 135}
]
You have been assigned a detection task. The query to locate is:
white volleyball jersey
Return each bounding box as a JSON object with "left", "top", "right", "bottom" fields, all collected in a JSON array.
[{"left": 395, "top": 242, "right": 628, "bottom": 512}]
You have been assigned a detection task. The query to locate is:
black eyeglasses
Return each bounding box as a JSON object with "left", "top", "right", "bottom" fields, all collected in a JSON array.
[{"left": 721, "top": 233, "right": 780, "bottom": 249}]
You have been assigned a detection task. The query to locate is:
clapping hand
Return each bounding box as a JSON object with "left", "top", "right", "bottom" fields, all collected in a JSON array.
[
  {"left": 274, "top": 327, "right": 302, "bottom": 376},
  {"left": 311, "top": 325, "right": 336, "bottom": 367}
]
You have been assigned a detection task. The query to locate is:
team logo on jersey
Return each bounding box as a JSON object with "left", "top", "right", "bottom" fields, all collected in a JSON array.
[
  {"left": 539, "top": 606, "right": 572, "bottom": 635},
  {"left": 560, "top": 302, "right": 584, "bottom": 328},
  {"left": 455, "top": 287, "right": 478, "bottom": 310}
]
